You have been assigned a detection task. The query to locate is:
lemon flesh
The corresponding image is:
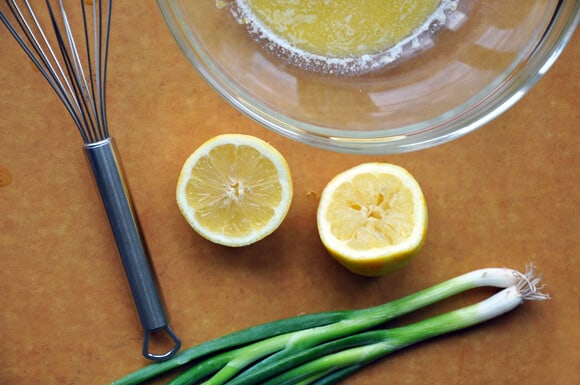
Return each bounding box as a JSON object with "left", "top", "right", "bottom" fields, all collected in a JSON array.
[
  {"left": 177, "top": 134, "right": 293, "bottom": 247},
  {"left": 317, "top": 163, "right": 427, "bottom": 276},
  {"left": 240, "top": 0, "right": 442, "bottom": 57}
]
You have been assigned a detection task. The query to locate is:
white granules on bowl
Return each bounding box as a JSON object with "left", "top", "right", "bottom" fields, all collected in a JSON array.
[{"left": 224, "top": 0, "right": 459, "bottom": 75}]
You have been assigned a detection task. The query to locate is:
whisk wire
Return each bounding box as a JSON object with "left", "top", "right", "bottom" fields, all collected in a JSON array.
[
  {"left": 1, "top": 0, "right": 112, "bottom": 144},
  {"left": 2, "top": 1, "right": 86, "bottom": 138},
  {"left": 81, "top": 1, "right": 100, "bottom": 140},
  {"left": 49, "top": 0, "right": 109, "bottom": 143},
  {"left": 100, "top": 0, "right": 112, "bottom": 139},
  {"left": 47, "top": 1, "right": 95, "bottom": 142},
  {"left": 83, "top": 0, "right": 111, "bottom": 141},
  {"left": 85, "top": 0, "right": 111, "bottom": 141}
]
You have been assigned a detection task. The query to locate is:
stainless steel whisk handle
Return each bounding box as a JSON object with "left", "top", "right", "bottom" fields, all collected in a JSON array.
[{"left": 84, "top": 138, "right": 181, "bottom": 361}]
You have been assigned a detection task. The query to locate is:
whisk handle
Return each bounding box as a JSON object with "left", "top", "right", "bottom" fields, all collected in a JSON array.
[{"left": 84, "top": 138, "right": 181, "bottom": 361}]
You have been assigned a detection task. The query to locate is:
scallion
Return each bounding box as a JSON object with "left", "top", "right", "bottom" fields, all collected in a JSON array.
[{"left": 111, "top": 265, "right": 548, "bottom": 385}]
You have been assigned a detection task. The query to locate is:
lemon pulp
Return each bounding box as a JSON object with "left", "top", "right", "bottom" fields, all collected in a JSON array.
[
  {"left": 243, "top": 0, "right": 442, "bottom": 57},
  {"left": 317, "top": 163, "right": 427, "bottom": 276},
  {"left": 327, "top": 173, "right": 416, "bottom": 249},
  {"left": 185, "top": 144, "right": 283, "bottom": 236},
  {"left": 176, "top": 134, "right": 293, "bottom": 247}
]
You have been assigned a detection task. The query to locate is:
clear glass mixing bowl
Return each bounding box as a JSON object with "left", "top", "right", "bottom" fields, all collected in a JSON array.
[{"left": 157, "top": 0, "right": 578, "bottom": 154}]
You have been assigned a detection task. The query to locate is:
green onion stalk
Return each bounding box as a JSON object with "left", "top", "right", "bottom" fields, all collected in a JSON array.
[{"left": 111, "top": 264, "right": 549, "bottom": 385}]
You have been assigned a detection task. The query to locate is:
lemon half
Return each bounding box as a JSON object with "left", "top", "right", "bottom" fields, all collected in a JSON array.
[
  {"left": 317, "top": 163, "right": 427, "bottom": 276},
  {"left": 176, "top": 134, "right": 293, "bottom": 247}
]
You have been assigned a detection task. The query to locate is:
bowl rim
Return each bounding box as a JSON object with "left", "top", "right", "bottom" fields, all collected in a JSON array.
[{"left": 158, "top": 0, "right": 579, "bottom": 154}]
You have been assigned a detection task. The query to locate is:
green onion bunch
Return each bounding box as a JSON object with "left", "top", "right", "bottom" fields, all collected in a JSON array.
[{"left": 111, "top": 265, "right": 548, "bottom": 385}]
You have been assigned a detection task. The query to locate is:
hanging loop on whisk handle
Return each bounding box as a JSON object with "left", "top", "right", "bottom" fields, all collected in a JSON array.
[{"left": 84, "top": 138, "right": 181, "bottom": 361}]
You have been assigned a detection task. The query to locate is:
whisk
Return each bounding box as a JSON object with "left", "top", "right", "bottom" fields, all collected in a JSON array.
[{"left": 1, "top": 0, "right": 181, "bottom": 361}]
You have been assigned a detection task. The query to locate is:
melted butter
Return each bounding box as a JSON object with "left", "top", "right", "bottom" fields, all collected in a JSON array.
[
  {"left": 227, "top": 0, "right": 458, "bottom": 74},
  {"left": 244, "top": 0, "right": 442, "bottom": 57}
]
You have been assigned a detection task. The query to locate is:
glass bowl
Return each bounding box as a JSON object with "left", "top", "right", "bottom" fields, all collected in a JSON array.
[{"left": 157, "top": 0, "right": 579, "bottom": 154}]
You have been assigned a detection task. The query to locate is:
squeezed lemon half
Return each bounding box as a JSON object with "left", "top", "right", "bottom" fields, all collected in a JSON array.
[
  {"left": 317, "top": 163, "right": 427, "bottom": 276},
  {"left": 176, "top": 134, "right": 293, "bottom": 247}
]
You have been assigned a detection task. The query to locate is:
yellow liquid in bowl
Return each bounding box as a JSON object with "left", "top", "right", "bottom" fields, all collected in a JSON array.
[
  {"left": 246, "top": 0, "right": 442, "bottom": 57},
  {"left": 226, "top": 0, "right": 458, "bottom": 74}
]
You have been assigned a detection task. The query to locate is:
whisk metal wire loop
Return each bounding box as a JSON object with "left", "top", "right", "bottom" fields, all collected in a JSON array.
[
  {"left": 2, "top": 0, "right": 108, "bottom": 143},
  {"left": 1, "top": 0, "right": 181, "bottom": 361}
]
